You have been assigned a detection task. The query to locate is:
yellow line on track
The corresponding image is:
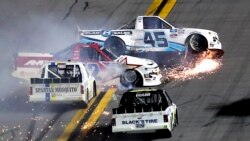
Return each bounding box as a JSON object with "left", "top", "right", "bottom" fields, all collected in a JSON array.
[
  {"left": 57, "top": 90, "right": 100, "bottom": 141},
  {"left": 79, "top": 87, "right": 117, "bottom": 138},
  {"left": 158, "top": 0, "right": 176, "bottom": 19},
  {"left": 145, "top": 0, "right": 177, "bottom": 19},
  {"left": 145, "top": 0, "right": 162, "bottom": 16},
  {"left": 58, "top": 0, "right": 177, "bottom": 140}
]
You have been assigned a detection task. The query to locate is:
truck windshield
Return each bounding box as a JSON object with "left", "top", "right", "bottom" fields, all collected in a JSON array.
[
  {"left": 48, "top": 65, "right": 80, "bottom": 78},
  {"left": 143, "top": 17, "right": 173, "bottom": 29},
  {"left": 120, "top": 91, "right": 167, "bottom": 107}
]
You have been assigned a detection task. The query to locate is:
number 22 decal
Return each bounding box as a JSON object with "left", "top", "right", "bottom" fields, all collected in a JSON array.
[{"left": 144, "top": 32, "right": 168, "bottom": 47}]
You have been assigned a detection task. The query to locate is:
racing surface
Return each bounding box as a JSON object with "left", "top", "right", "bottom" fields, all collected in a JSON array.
[{"left": 1, "top": 0, "right": 250, "bottom": 141}]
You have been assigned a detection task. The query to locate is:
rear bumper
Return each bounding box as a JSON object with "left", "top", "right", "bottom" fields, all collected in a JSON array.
[
  {"left": 29, "top": 95, "right": 85, "bottom": 103},
  {"left": 112, "top": 123, "right": 170, "bottom": 133}
]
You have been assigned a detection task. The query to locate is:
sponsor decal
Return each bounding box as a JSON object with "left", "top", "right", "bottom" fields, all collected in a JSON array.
[
  {"left": 122, "top": 119, "right": 157, "bottom": 124},
  {"left": 170, "top": 29, "right": 177, "bottom": 33},
  {"left": 82, "top": 31, "right": 101, "bottom": 35},
  {"left": 101, "top": 30, "right": 112, "bottom": 37},
  {"left": 136, "top": 93, "right": 151, "bottom": 97},
  {"left": 35, "top": 87, "right": 78, "bottom": 93},
  {"left": 170, "top": 33, "right": 178, "bottom": 38},
  {"left": 112, "top": 31, "right": 132, "bottom": 35},
  {"left": 24, "top": 60, "right": 46, "bottom": 66}
]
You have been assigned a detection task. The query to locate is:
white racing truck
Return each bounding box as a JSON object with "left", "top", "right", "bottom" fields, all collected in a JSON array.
[
  {"left": 29, "top": 61, "right": 97, "bottom": 103},
  {"left": 79, "top": 16, "right": 224, "bottom": 66},
  {"left": 112, "top": 88, "right": 178, "bottom": 135}
]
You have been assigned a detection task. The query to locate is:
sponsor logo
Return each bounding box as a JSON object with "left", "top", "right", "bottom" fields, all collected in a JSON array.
[
  {"left": 101, "top": 30, "right": 112, "bottom": 37},
  {"left": 112, "top": 31, "right": 132, "bottom": 35},
  {"left": 24, "top": 60, "right": 45, "bottom": 66},
  {"left": 170, "top": 33, "right": 178, "bottom": 38},
  {"left": 136, "top": 93, "right": 151, "bottom": 97},
  {"left": 170, "top": 29, "right": 177, "bottom": 33},
  {"left": 35, "top": 87, "right": 78, "bottom": 93},
  {"left": 122, "top": 119, "right": 157, "bottom": 124},
  {"left": 82, "top": 31, "right": 101, "bottom": 35}
]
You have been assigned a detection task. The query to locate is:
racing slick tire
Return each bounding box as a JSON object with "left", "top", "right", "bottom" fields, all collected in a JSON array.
[
  {"left": 184, "top": 34, "right": 208, "bottom": 65},
  {"left": 93, "top": 82, "right": 97, "bottom": 97},
  {"left": 186, "top": 34, "right": 208, "bottom": 53},
  {"left": 120, "top": 70, "right": 142, "bottom": 87},
  {"left": 104, "top": 36, "right": 126, "bottom": 57},
  {"left": 86, "top": 89, "right": 89, "bottom": 102},
  {"left": 174, "top": 110, "right": 179, "bottom": 127}
]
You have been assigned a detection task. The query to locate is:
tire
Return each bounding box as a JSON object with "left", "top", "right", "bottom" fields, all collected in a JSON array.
[
  {"left": 183, "top": 34, "right": 208, "bottom": 64},
  {"left": 93, "top": 82, "right": 97, "bottom": 97},
  {"left": 186, "top": 34, "right": 208, "bottom": 53},
  {"left": 86, "top": 89, "right": 89, "bottom": 102},
  {"left": 104, "top": 36, "right": 126, "bottom": 57},
  {"left": 120, "top": 70, "right": 142, "bottom": 87}
]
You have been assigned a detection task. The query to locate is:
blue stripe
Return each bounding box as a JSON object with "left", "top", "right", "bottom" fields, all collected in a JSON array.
[
  {"left": 80, "top": 36, "right": 186, "bottom": 52},
  {"left": 168, "top": 42, "right": 186, "bottom": 52},
  {"left": 80, "top": 36, "right": 104, "bottom": 46}
]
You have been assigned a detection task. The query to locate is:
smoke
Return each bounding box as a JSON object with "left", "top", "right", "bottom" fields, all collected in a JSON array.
[{"left": 0, "top": 0, "right": 82, "bottom": 96}]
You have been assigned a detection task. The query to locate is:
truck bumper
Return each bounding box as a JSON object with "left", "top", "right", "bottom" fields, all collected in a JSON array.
[
  {"left": 143, "top": 74, "right": 162, "bottom": 86},
  {"left": 29, "top": 95, "right": 85, "bottom": 103},
  {"left": 112, "top": 123, "right": 170, "bottom": 133}
]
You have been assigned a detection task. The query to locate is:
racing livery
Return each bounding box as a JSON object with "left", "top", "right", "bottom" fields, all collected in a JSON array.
[
  {"left": 79, "top": 16, "right": 224, "bottom": 66},
  {"left": 12, "top": 43, "right": 162, "bottom": 87},
  {"left": 30, "top": 61, "right": 97, "bottom": 103},
  {"left": 112, "top": 88, "right": 178, "bottom": 134}
]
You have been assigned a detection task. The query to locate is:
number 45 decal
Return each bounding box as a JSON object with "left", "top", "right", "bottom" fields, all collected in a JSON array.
[{"left": 144, "top": 32, "right": 168, "bottom": 47}]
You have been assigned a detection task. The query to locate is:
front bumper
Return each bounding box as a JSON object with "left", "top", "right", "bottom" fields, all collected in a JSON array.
[{"left": 143, "top": 74, "right": 162, "bottom": 86}]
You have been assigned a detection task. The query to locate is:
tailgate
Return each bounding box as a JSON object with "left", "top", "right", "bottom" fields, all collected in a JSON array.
[
  {"left": 30, "top": 78, "right": 83, "bottom": 102},
  {"left": 113, "top": 111, "right": 166, "bottom": 132}
]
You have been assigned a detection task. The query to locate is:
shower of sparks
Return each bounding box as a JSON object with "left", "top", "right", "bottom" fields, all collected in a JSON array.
[{"left": 166, "top": 59, "right": 222, "bottom": 81}]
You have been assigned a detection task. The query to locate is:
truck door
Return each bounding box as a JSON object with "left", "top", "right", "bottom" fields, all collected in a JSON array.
[{"left": 142, "top": 17, "right": 172, "bottom": 48}]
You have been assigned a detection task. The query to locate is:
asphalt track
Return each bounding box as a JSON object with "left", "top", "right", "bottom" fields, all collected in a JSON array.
[{"left": 1, "top": 0, "right": 250, "bottom": 141}]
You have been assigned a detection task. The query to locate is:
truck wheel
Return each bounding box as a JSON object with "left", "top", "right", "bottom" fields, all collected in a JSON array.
[
  {"left": 186, "top": 34, "right": 208, "bottom": 53},
  {"left": 120, "top": 70, "right": 142, "bottom": 87},
  {"left": 86, "top": 89, "right": 89, "bottom": 102},
  {"left": 93, "top": 82, "right": 97, "bottom": 97},
  {"left": 184, "top": 34, "right": 208, "bottom": 64},
  {"left": 104, "top": 36, "right": 126, "bottom": 57}
]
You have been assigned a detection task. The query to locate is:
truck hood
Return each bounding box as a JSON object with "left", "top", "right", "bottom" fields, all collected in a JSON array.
[
  {"left": 114, "top": 55, "right": 158, "bottom": 68},
  {"left": 179, "top": 28, "right": 219, "bottom": 38}
]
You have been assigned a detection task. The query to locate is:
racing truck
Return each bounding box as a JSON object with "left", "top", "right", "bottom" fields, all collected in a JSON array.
[
  {"left": 13, "top": 43, "right": 162, "bottom": 87},
  {"left": 112, "top": 88, "right": 178, "bottom": 135},
  {"left": 29, "top": 61, "right": 97, "bottom": 103},
  {"left": 79, "top": 16, "right": 224, "bottom": 66}
]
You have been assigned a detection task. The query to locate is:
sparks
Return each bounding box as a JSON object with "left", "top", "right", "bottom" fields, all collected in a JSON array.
[{"left": 167, "top": 59, "right": 222, "bottom": 81}]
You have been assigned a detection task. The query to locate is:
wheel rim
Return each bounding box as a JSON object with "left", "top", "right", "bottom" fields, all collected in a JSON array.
[
  {"left": 190, "top": 35, "right": 200, "bottom": 51},
  {"left": 124, "top": 70, "right": 137, "bottom": 83}
]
